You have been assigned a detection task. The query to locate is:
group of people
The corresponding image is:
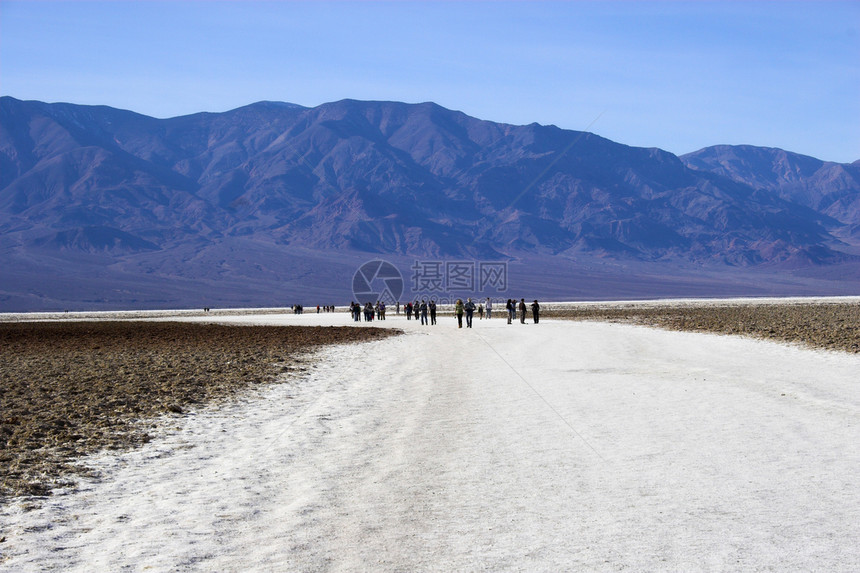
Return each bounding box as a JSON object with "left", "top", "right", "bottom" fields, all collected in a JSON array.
[
  {"left": 347, "top": 297, "right": 541, "bottom": 328},
  {"left": 451, "top": 297, "right": 540, "bottom": 328},
  {"left": 401, "top": 300, "right": 438, "bottom": 325},
  {"left": 504, "top": 298, "right": 541, "bottom": 324},
  {"left": 349, "top": 301, "right": 388, "bottom": 321}
]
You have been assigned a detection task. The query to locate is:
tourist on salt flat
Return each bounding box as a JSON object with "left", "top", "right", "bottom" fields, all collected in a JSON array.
[{"left": 464, "top": 298, "right": 476, "bottom": 328}]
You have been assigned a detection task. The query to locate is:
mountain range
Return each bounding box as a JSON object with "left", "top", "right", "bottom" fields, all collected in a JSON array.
[{"left": 1, "top": 96, "right": 858, "bottom": 311}]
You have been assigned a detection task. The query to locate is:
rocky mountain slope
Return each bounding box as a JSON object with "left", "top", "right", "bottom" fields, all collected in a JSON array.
[{"left": 1, "top": 96, "right": 858, "bottom": 310}]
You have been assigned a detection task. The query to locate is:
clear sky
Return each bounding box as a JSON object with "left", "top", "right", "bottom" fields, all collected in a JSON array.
[{"left": 2, "top": 1, "right": 858, "bottom": 163}]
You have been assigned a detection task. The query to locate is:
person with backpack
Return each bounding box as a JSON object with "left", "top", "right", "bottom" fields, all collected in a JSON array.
[{"left": 464, "top": 298, "right": 476, "bottom": 328}]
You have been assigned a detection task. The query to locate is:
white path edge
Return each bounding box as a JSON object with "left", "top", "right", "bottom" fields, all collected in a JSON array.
[{"left": 1, "top": 303, "right": 859, "bottom": 572}]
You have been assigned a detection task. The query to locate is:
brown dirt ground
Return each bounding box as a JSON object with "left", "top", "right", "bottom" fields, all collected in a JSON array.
[
  {"left": 0, "top": 322, "right": 398, "bottom": 501},
  {"left": 544, "top": 301, "right": 860, "bottom": 353}
]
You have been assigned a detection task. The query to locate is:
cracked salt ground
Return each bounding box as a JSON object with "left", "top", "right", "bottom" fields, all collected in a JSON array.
[{"left": 1, "top": 311, "right": 859, "bottom": 571}]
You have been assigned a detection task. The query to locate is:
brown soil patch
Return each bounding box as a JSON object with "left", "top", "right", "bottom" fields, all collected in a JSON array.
[
  {"left": 545, "top": 301, "right": 860, "bottom": 353},
  {"left": 0, "top": 321, "right": 398, "bottom": 500}
]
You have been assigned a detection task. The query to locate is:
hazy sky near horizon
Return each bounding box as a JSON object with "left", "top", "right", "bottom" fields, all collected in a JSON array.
[{"left": 2, "top": 1, "right": 858, "bottom": 163}]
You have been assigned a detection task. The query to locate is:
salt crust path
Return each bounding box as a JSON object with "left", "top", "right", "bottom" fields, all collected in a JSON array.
[{"left": 2, "top": 310, "right": 859, "bottom": 571}]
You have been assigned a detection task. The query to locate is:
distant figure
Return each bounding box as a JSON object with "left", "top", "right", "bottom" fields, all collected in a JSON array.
[
  {"left": 396, "top": 302, "right": 400, "bottom": 315},
  {"left": 464, "top": 298, "right": 476, "bottom": 328},
  {"left": 429, "top": 300, "right": 437, "bottom": 325},
  {"left": 485, "top": 298, "right": 492, "bottom": 320},
  {"left": 406, "top": 302, "right": 413, "bottom": 320},
  {"left": 420, "top": 299, "right": 429, "bottom": 325},
  {"left": 531, "top": 300, "right": 540, "bottom": 324},
  {"left": 455, "top": 299, "right": 464, "bottom": 328},
  {"left": 478, "top": 304, "right": 484, "bottom": 319},
  {"left": 519, "top": 298, "right": 527, "bottom": 324},
  {"left": 506, "top": 299, "right": 513, "bottom": 324}
]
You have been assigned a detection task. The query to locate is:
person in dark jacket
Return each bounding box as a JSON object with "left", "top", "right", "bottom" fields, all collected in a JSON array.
[
  {"left": 429, "top": 300, "right": 437, "bottom": 325},
  {"left": 455, "top": 299, "right": 464, "bottom": 328},
  {"left": 464, "top": 298, "right": 476, "bottom": 328},
  {"left": 531, "top": 300, "right": 540, "bottom": 324},
  {"left": 420, "top": 299, "right": 429, "bottom": 325}
]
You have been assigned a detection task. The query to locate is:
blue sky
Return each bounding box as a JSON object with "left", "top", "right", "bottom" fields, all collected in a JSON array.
[{"left": 2, "top": 1, "right": 858, "bottom": 163}]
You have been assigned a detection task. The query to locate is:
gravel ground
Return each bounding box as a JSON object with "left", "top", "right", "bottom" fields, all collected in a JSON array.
[
  {"left": 544, "top": 300, "right": 860, "bottom": 353},
  {"left": 0, "top": 322, "right": 398, "bottom": 501}
]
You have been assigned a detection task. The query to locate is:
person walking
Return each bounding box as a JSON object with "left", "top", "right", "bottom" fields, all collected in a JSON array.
[
  {"left": 455, "top": 299, "right": 464, "bottom": 328},
  {"left": 486, "top": 298, "right": 492, "bottom": 320},
  {"left": 420, "top": 299, "right": 429, "bottom": 325},
  {"left": 531, "top": 299, "right": 540, "bottom": 324},
  {"left": 429, "top": 299, "right": 437, "bottom": 325},
  {"left": 519, "top": 298, "right": 527, "bottom": 324},
  {"left": 464, "top": 298, "right": 476, "bottom": 328}
]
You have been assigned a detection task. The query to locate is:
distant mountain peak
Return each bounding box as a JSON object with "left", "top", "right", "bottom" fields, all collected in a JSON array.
[{"left": 1, "top": 97, "right": 858, "bottom": 310}]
